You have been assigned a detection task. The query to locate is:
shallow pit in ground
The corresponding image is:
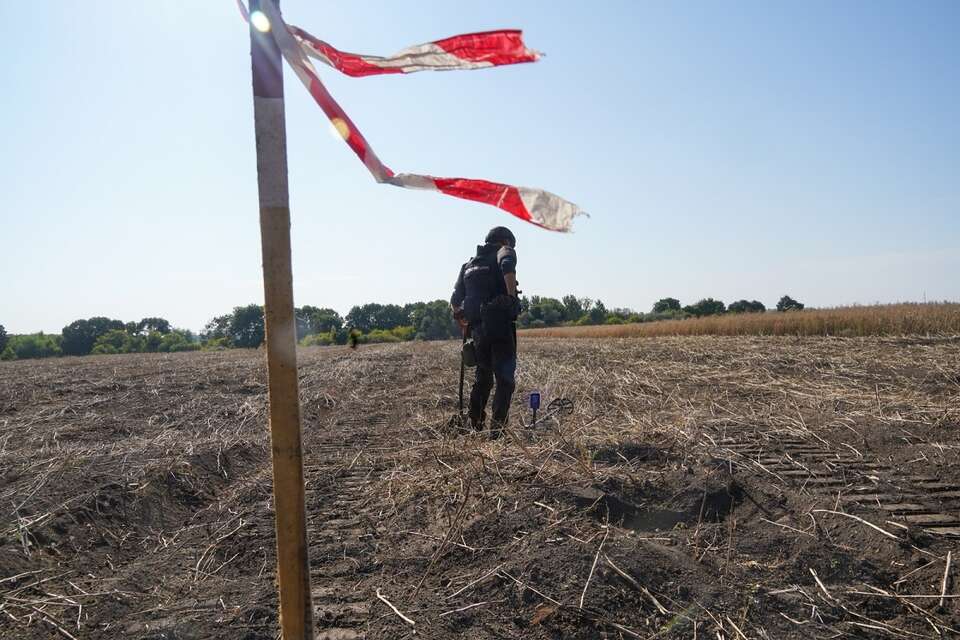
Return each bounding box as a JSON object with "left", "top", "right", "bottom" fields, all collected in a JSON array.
[
  {"left": 591, "top": 440, "right": 676, "bottom": 465},
  {"left": 560, "top": 471, "right": 744, "bottom": 532}
]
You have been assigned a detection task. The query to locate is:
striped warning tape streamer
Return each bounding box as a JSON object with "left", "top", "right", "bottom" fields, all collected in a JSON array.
[
  {"left": 291, "top": 26, "right": 541, "bottom": 77},
  {"left": 249, "top": 1, "right": 585, "bottom": 232}
]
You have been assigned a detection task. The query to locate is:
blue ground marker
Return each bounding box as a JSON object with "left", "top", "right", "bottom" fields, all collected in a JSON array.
[{"left": 530, "top": 391, "right": 541, "bottom": 424}]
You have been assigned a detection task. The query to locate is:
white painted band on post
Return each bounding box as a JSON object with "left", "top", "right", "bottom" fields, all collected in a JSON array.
[{"left": 254, "top": 96, "right": 290, "bottom": 208}]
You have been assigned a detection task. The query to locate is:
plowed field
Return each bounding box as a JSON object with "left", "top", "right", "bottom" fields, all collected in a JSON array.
[{"left": 2, "top": 337, "right": 959, "bottom": 639}]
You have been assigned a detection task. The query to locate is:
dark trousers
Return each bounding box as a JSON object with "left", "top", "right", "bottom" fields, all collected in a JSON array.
[{"left": 469, "top": 326, "right": 517, "bottom": 427}]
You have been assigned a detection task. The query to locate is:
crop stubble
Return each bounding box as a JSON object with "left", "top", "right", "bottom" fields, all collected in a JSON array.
[{"left": 0, "top": 336, "right": 958, "bottom": 638}]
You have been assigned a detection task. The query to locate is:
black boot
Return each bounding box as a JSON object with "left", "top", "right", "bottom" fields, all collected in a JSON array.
[
  {"left": 469, "top": 410, "right": 486, "bottom": 432},
  {"left": 489, "top": 416, "right": 507, "bottom": 440}
]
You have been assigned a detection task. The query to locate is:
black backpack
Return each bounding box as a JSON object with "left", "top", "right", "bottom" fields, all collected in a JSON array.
[{"left": 462, "top": 251, "right": 508, "bottom": 334}]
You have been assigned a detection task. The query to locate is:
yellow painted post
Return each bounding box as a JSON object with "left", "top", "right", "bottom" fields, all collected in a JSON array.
[{"left": 248, "top": 1, "right": 313, "bottom": 638}]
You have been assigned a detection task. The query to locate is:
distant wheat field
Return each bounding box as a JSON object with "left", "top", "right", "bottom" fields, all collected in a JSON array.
[{"left": 519, "top": 302, "right": 960, "bottom": 338}]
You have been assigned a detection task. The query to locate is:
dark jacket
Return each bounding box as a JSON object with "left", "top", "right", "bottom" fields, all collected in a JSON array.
[{"left": 451, "top": 243, "right": 517, "bottom": 312}]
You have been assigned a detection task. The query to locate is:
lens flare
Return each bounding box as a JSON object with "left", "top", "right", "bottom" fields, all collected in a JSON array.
[
  {"left": 250, "top": 10, "right": 271, "bottom": 33},
  {"left": 329, "top": 118, "right": 350, "bottom": 141}
]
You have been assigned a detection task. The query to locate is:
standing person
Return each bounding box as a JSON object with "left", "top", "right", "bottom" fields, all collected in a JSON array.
[{"left": 450, "top": 227, "right": 521, "bottom": 438}]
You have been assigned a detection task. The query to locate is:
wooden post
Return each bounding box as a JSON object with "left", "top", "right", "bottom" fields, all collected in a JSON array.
[{"left": 248, "top": 1, "right": 314, "bottom": 638}]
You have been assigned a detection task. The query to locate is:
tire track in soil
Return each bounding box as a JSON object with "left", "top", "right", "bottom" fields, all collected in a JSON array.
[
  {"left": 303, "top": 415, "right": 393, "bottom": 640},
  {"left": 706, "top": 424, "right": 960, "bottom": 538}
]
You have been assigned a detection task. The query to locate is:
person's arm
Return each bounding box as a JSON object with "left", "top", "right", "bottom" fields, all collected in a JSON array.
[
  {"left": 450, "top": 264, "right": 466, "bottom": 310},
  {"left": 450, "top": 264, "right": 468, "bottom": 332},
  {"left": 497, "top": 246, "right": 518, "bottom": 297},
  {"left": 503, "top": 272, "right": 517, "bottom": 297}
]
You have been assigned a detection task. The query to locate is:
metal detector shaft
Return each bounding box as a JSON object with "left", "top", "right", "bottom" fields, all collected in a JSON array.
[{"left": 458, "top": 334, "right": 466, "bottom": 418}]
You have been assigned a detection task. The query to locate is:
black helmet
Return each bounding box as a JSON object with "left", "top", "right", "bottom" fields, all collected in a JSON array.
[{"left": 485, "top": 226, "right": 516, "bottom": 247}]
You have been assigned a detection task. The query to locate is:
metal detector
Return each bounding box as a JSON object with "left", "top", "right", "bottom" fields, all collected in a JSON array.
[
  {"left": 457, "top": 334, "right": 466, "bottom": 421},
  {"left": 527, "top": 395, "right": 575, "bottom": 429},
  {"left": 448, "top": 333, "right": 475, "bottom": 432}
]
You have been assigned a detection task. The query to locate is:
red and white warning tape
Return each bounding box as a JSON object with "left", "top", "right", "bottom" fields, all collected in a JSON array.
[
  {"left": 248, "top": 1, "right": 585, "bottom": 232},
  {"left": 291, "top": 26, "right": 541, "bottom": 77}
]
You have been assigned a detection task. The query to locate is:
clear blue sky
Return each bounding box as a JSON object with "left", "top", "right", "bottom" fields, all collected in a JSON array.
[{"left": 1, "top": 1, "right": 957, "bottom": 334}]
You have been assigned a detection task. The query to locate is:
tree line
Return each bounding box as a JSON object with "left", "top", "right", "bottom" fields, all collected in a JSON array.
[
  {"left": 0, "top": 295, "right": 804, "bottom": 361},
  {"left": 0, "top": 317, "right": 199, "bottom": 361},
  {"left": 518, "top": 294, "right": 804, "bottom": 328},
  {"left": 0, "top": 301, "right": 461, "bottom": 361},
  {"left": 200, "top": 301, "right": 459, "bottom": 349}
]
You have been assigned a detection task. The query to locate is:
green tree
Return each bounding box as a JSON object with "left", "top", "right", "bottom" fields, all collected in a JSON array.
[
  {"left": 136, "top": 317, "right": 171, "bottom": 335},
  {"left": 5, "top": 333, "right": 62, "bottom": 359},
  {"left": 526, "top": 297, "right": 566, "bottom": 326},
  {"left": 202, "top": 337, "right": 233, "bottom": 350},
  {"left": 517, "top": 297, "right": 532, "bottom": 327},
  {"left": 346, "top": 303, "right": 409, "bottom": 332},
  {"left": 0, "top": 324, "right": 7, "bottom": 353},
  {"left": 158, "top": 331, "right": 199, "bottom": 352},
  {"left": 296, "top": 306, "right": 343, "bottom": 337},
  {"left": 561, "top": 295, "right": 584, "bottom": 321},
  {"left": 518, "top": 295, "right": 592, "bottom": 327},
  {"left": 89, "top": 317, "right": 124, "bottom": 337},
  {"left": 609, "top": 307, "right": 637, "bottom": 321},
  {"left": 587, "top": 300, "right": 608, "bottom": 324},
  {"left": 390, "top": 326, "right": 416, "bottom": 341},
  {"left": 411, "top": 300, "right": 458, "bottom": 340},
  {"left": 364, "top": 329, "right": 401, "bottom": 343},
  {"left": 62, "top": 317, "right": 124, "bottom": 356},
  {"left": 683, "top": 298, "right": 726, "bottom": 317},
  {"left": 92, "top": 329, "right": 130, "bottom": 353},
  {"left": 728, "top": 299, "right": 766, "bottom": 313},
  {"left": 91, "top": 343, "right": 118, "bottom": 355},
  {"left": 123, "top": 335, "right": 147, "bottom": 353},
  {"left": 776, "top": 295, "right": 805, "bottom": 312},
  {"left": 652, "top": 297, "right": 682, "bottom": 314},
  {"left": 519, "top": 296, "right": 531, "bottom": 315},
  {"left": 91, "top": 327, "right": 193, "bottom": 354},
  {"left": 144, "top": 331, "right": 164, "bottom": 352},
  {"left": 300, "top": 332, "right": 335, "bottom": 347},
  {"left": 229, "top": 304, "right": 265, "bottom": 348},
  {"left": 378, "top": 304, "right": 408, "bottom": 330},
  {"left": 402, "top": 302, "right": 427, "bottom": 324},
  {"left": 345, "top": 303, "right": 380, "bottom": 333},
  {"left": 202, "top": 314, "right": 232, "bottom": 341}
]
